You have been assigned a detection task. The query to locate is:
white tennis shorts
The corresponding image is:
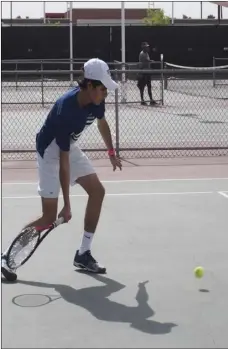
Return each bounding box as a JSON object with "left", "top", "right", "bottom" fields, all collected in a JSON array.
[{"left": 37, "top": 140, "right": 95, "bottom": 198}]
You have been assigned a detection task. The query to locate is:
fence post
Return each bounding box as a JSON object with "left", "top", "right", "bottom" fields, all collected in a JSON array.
[
  {"left": 15, "top": 62, "right": 18, "bottom": 91},
  {"left": 114, "top": 69, "right": 120, "bottom": 157},
  {"left": 41, "top": 61, "right": 44, "bottom": 107},
  {"left": 121, "top": 62, "right": 127, "bottom": 103},
  {"left": 213, "top": 56, "right": 215, "bottom": 88}
]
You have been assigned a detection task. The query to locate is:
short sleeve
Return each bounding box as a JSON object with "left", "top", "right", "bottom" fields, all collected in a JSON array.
[
  {"left": 56, "top": 128, "right": 71, "bottom": 152},
  {"left": 55, "top": 99, "right": 72, "bottom": 152}
]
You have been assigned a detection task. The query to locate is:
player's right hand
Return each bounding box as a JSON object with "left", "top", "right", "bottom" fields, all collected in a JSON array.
[{"left": 58, "top": 205, "right": 72, "bottom": 223}]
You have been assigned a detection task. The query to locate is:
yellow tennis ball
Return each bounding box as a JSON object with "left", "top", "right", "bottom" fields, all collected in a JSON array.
[{"left": 194, "top": 266, "right": 204, "bottom": 278}]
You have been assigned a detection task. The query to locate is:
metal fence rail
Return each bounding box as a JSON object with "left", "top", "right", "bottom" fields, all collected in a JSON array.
[{"left": 2, "top": 68, "right": 228, "bottom": 160}]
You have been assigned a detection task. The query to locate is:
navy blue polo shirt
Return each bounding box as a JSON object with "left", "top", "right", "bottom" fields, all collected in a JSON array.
[{"left": 36, "top": 86, "right": 105, "bottom": 157}]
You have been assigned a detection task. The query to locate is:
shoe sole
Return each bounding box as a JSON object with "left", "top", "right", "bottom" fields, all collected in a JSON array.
[
  {"left": 1, "top": 266, "right": 17, "bottom": 282},
  {"left": 74, "top": 261, "right": 106, "bottom": 274}
]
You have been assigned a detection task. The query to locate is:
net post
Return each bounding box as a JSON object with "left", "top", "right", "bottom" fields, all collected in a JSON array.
[
  {"left": 164, "top": 63, "right": 168, "bottom": 90},
  {"left": 114, "top": 69, "right": 120, "bottom": 157},
  {"left": 160, "top": 53, "right": 164, "bottom": 105}
]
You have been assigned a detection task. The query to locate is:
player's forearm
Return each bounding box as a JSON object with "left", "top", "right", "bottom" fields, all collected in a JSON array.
[
  {"left": 59, "top": 151, "right": 71, "bottom": 207},
  {"left": 59, "top": 165, "right": 70, "bottom": 207},
  {"left": 98, "top": 119, "right": 114, "bottom": 150}
]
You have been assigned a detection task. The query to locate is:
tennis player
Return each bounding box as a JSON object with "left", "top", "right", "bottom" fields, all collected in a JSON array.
[{"left": 2, "top": 58, "right": 122, "bottom": 282}]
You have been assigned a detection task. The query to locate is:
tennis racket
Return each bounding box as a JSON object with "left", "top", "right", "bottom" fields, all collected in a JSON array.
[{"left": 5, "top": 217, "right": 65, "bottom": 270}]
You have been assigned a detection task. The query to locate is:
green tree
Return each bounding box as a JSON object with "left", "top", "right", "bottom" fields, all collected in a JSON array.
[{"left": 143, "top": 9, "right": 170, "bottom": 26}]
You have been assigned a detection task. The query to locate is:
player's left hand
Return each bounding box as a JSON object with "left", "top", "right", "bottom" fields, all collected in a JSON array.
[{"left": 109, "top": 155, "right": 122, "bottom": 171}]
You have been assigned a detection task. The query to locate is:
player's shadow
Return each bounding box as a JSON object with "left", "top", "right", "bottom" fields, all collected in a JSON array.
[{"left": 14, "top": 273, "right": 177, "bottom": 335}]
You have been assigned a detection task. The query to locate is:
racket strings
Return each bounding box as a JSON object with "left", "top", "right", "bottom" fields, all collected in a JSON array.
[{"left": 8, "top": 227, "right": 40, "bottom": 268}]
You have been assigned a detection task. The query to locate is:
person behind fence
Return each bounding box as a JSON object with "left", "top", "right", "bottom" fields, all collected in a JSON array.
[
  {"left": 137, "top": 42, "right": 157, "bottom": 106},
  {"left": 1, "top": 58, "right": 122, "bottom": 282}
]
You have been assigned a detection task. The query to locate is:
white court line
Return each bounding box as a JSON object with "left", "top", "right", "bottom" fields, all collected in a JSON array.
[
  {"left": 2, "top": 177, "right": 228, "bottom": 185},
  {"left": 2, "top": 191, "right": 214, "bottom": 200},
  {"left": 218, "top": 191, "right": 228, "bottom": 199}
]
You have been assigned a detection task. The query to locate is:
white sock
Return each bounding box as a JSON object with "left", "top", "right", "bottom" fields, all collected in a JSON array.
[{"left": 78, "top": 231, "right": 94, "bottom": 255}]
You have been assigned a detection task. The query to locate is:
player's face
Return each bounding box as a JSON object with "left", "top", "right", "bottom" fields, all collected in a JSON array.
[{"left": 88, "top": 84, "right": 108, "bottom": 105}]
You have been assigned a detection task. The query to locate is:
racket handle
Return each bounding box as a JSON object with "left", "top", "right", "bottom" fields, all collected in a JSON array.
[{"left": 55, "top": 217, "right": 65, "bottom": 226}]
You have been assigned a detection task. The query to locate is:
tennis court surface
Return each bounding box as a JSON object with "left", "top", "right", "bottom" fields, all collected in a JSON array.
[{"left": 2, "top": 157, "right": 228, "bottom": 348}]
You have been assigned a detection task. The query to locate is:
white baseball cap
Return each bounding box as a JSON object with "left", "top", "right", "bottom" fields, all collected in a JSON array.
[{"left": 84, "top": 58, "right": 118, "bottom": 91}]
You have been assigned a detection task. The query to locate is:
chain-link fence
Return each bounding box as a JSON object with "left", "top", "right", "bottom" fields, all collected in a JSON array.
[{"left": 2, "top": 67, "right": 228, "bottom": 160}]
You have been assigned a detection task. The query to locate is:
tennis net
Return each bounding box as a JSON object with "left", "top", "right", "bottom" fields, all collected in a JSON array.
[
  {"left": 213, "top": 57, "right": 228, "bottom": 87},
  {"left": 164, "top": 62, "right": 228, "bottom": 99}
]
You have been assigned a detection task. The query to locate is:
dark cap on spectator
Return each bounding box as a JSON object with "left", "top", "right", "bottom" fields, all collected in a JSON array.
[{"left": 141, "top": 42, "right": 150, "bottom": 48}]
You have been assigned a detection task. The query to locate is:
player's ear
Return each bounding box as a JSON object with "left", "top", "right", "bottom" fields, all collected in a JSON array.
[
  {"left": 86, "top": 81, "right": 93, "bottom": 90},
  {"left": 77, "top": 67, "right": 84, "bottom": 86}
]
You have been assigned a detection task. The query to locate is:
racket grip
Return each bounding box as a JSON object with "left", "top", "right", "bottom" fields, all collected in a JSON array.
[{"left": 55, "top": 217, "right": 65, "bottom": 226}]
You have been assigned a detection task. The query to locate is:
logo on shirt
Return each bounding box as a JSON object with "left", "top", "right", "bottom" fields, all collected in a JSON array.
[{"left": 70, "top": 113, "right": 96, "bottom": 143}]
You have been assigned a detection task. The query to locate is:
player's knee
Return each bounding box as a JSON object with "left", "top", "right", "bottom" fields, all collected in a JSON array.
[
  {"left": 90, "top": 181, "right": 105, "bottom": 201},
  {"left": 77, "top": 174, "right": 105, "bottom": 202},
  {"left": 99, "top": 183, "right": 105, "bottom": 199},
  {"left": 94, "top": 182, "right": 105, "bottom": 201}
]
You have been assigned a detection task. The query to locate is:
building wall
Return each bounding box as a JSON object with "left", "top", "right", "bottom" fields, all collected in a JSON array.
[
  {"left": 2, "top": 25, "right": 228, "bottom": 68},
  {"left": 112, "top": 25, "right": 228, "bottom": 65},
  {"left": 2, "top": 26, "right": 111, "bottom": 62},
  {"left": 68, "top": 8, "right": 148, "bottom": 20}
]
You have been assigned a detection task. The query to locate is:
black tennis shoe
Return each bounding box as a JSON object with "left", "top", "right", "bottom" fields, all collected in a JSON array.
[{"left": 73, "top": 250, "right": 106, "bottom": 274}]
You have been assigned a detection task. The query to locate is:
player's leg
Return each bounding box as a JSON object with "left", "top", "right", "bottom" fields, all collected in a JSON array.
[
  {"left": 1, "top": 200, "right": 59, "bottom": 282},
  {"left": 29, "top": 150, "right": 60, "bottom": 227},
  {"left": 79, "top": 173, "right": 105, "bottom": 233},
  {"left": 1, "top": 196, "right": 58, "bottom": 282},
  {"left": 21, "top": 152, "right": 60, "bottom": 235},
  {"left": 69, "top": 147, "right": 106, "bottom": 273},
  {"left": 24, "top": 198, "right": 58, "bottom": 229},
  {"left": 146, "top": 75, "right": 152, "bottom": 102},
  {"left": 74, "top": 173, "right": 106, "bottom": 273},
  {"left": 76, "top": 173, "right": 105, "bottom": 246},
  {"left": 1, "top": 151, "right": 60, "bottom": 281},
  {"left": 137, "top": 74, "right": 146, "bottom": 105},
  {"left": 146, "top": 75, "right": 156, "bottom": 105}
]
